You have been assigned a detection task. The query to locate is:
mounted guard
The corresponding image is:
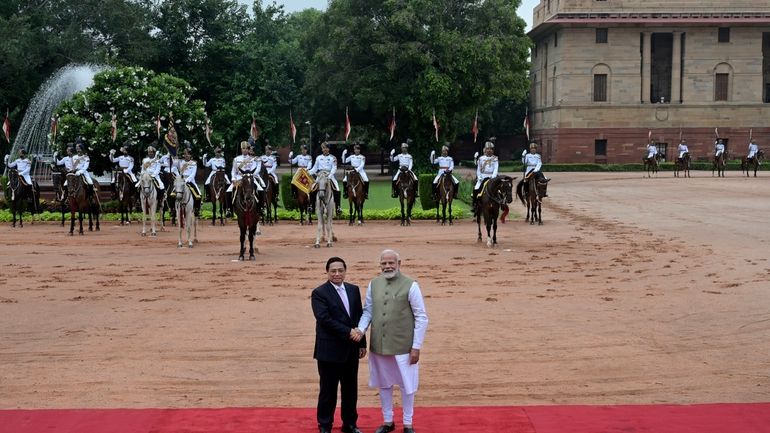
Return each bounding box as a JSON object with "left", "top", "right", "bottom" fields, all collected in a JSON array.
[
  {"left": 430, "top": 145, "right": 458, "bottom": 200},
  {"left": 203, "top": 146, "right": 231, "bottom": 191},
  {"left": 72, "top": 142, "right": 96, "bottom": 199},
  {"left": 109, "top": 143, "right": 137, "bottom": 186},
  {"left": 227, "top": 141, "right": 264, "bottom": 195},
  {"left": 390, "top": 142, "right": 418, "bottom": 198},
  {"left": 171, "top": 147, "right": 202, "bottom": 217},
  {"left": 342, "top": 144, "right": 369, "bottom": 199},
  {"left": 309, "top": 142, "right": 341, "bottom": 215},
  {"left": 136, "top": 146, "right": 165, "bottom": 191},
  {"left": 473, "top": 141, "right": 499, "bottom": 215},
  {"left": 522, "top": 142, "right": 549, "bottom": 197}
]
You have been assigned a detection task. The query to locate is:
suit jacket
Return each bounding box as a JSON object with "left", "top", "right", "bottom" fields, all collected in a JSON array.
[{"left": 312, "top": 281, "right": 366, "bottom": 363}]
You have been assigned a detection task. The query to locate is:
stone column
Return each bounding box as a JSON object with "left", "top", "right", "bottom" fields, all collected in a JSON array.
[
  {"left": 642, "top": 32, "right": 652, "bottom": 103},
  {"left": 671, "top": 32, "right": 682, "bottom": 103}
]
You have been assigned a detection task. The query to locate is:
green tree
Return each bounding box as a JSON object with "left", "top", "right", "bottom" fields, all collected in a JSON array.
[
  {"left": 54, "top": 67, "right": 208, "bottom": 174},
  {"left": 304, "top": 0, "right": 531, "bottom": 170}
]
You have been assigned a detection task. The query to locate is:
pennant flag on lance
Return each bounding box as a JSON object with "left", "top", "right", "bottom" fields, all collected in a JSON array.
[
  {"left": 2, "top": 110, "right": 10, "bottom": 143},
  {"left": 290, "top": 111, "right": 297, "bottom": 144},
  {"left": 432, "top": 109, "right": 440, "bottom": 142},
  {"left": 165, "top": 115, "right": 178, "bottom": 157},
  {"left": 472, "top": 110, "right": 479, "bottom": 143},
  {"left": 715, "top": 127, "right": 719, "bottom": 139},
  {"left": 250, "top": 117, "right": 260, "bottom": 141},
  {"left": 523, "top": 109, "right": 531, "bottom": 141},
  {"left": 205, "top": 116, "right": 212, "bottom": 145},
  {"left": 344, "top": 107, "right": 351, "bottom": 142},
  {"left": 648, "top": 129, "right": 652, "bottom": 142},
  {"left": 111, "top": 113, "right": 118, "bottom": 143},
  {"left": 292, "top": 167, "right": 313, "bottom": 194},
  {"left": 50, "top": 116, "right": 58, "bottom": 145},
  {"left": 156, "top": 113, "right": 162, "bottom": 139},
  {"left": 389, "top": 107, "right": 396, "bottom": 141}
]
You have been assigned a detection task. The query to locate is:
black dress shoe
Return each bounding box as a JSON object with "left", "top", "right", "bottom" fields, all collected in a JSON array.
[
  {"left": 341, "top": 425, "right": 363, "bottom": 433},
  {"left": 318, "top": 426, "right": 331, "bottom": 433},
  {"left": 403, "top": 428, "right": 416, "bottom": 433},
  {"left": 374, "top": 424, "right": 396, "bottom": 433}
]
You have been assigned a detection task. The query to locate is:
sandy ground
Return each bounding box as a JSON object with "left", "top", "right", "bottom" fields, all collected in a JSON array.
[{"left": 1, "top": 172, "right": 769, "bottom": 409}]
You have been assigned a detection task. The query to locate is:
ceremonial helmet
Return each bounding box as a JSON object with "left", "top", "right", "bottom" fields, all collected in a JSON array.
[
  {"left": 529, "top": 142, "right": 538, "bottom": 150},
  {"left": 265, "top": 145, "right": 273, "bottom": 153},
  {"left": 147, "top": 146, "right": 156, "bottom": 153},
  {"left": 120, "top": 146, "right": 128, "bottom": 153},
  {"left": 484, "top": 141, "right": 495, "bottom": 149},
  {"left": 75, "top": 143, "right": 84, "bottom": 152},
  {"left": 66, "top": 146, "right": 74, "bottom": 154},
  {"left": 214, "top": 146, "right": 222, "bottom": 153},
  {"left": 240, "top": 141, "right": 250, "bottom": 151},
  {"left": 401, "top": 142, "right": 409, "bottom": 149},
  {"left": 18, "top": 148, "right": 27, "bottom": 155},
  {"left": 441, "top": 145, "right": 449, "bottom": 153},
  {"left": 353, "top": 143, "right": 361, "bottom": 150},
  {"left": 321, "top": 142, "right": 330, "bottom": 151}
]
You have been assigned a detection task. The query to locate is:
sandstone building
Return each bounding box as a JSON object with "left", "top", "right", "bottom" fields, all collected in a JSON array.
[{"left": 528, "top": 0, "right": 770, "bottom": 163}]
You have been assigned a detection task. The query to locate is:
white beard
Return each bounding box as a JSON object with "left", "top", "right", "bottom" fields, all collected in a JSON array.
[{"left": 382, "top": 270, "right": 398, "bottom": 280}]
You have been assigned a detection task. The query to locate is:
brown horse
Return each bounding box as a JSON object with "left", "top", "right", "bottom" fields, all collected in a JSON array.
[
  {"left": 476, "top": 175, "right": 514, "bottom": 247},
  {"left": 66, "top": 173, "right": 100, "bottom": 235},
  {"left": 208, "top": 169, "right": 228, "bottom": 225},
  {"left": 160, "top": 170, "right": 176, "bottom": 228},
  {"left": 516, "top": 174, "right": 549, "bottom": 225},
  {"left": 674, "top": 152, "right": 691, "bottom": 178},
  {"left": 741, "top": 149, "right": 764, "bottom": 177},
  {"left": 396, "top": 166, "right": 417, "bottom": 226},
  {"left": 435, "top": 172, "right": 455, "bottom": 226},
  {"left": 6, "top": 169, "right": 40, "bottom": 228},
  {"left": 345, "top": 168, "right": 366, "bottom": 226},
  {"left": 114, "top": 171, "right": 136, "bottom": 225},
  {"left": 233, "top": 170, "right": 261, "bottom": 260},
  {"left": 294, "top": 184, "right": 312, "bottom": 225},
  {"left": 643, "top": 152, "right": 663, "bottom": 177},
  {"left": 50, "top": 167, "right": 68, "bottom": 226},
  {"left": 260, "top": 165, "right": 278, "bottom": 225},
  {"left": 712, "top": 151, "right": 727, "bottom": 177}
]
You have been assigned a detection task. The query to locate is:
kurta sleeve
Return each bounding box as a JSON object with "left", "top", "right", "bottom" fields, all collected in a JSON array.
[{"left": 409, "top": 282, "right": 429, "bottom": 350}]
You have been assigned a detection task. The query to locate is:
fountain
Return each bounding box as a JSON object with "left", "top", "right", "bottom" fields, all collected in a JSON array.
[{"left": 5, "top": 64, "right": 106, "bottom": 182}]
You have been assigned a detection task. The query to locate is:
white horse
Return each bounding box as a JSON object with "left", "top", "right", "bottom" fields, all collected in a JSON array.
[
  {"left": 139, "top": 171, "right": 158, "bottom": 237},
  {"left": 174, "top": 174, "right": 198, "bottom": 248},
  {"left": 314, "top": 170, "right": 335, "bottom": 248}
]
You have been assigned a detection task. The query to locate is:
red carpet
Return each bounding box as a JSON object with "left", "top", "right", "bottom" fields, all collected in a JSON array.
[{"left": 1, "top": 404, "right": 769, "bottom": 433}]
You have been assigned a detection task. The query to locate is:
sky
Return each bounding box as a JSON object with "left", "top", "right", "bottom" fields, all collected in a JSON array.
[{"left": 256, "top": 0, "right": 540, "bottom": 31}]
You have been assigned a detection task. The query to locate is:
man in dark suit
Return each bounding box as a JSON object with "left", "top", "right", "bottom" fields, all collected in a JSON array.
[{"left": 312, "top": 257, "right": 366, "bottom": 433}]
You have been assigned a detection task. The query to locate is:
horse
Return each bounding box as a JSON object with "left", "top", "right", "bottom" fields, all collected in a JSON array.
[
  {"left": 138, "top": 171, "right": 158, "bottom": 237},
  {"left": 395, "top": 166, "right": 417, "bottom": 226},
  {"left": 173, "top": 173, "right": 197, "bottom": 248},
  {"left": 741, "top": 149, "right": 764, "bottom": 177},
  {"left": 435, "top": 172, "right": 455, "bottom": 226},
  {"left": 6, "top": 169, "right": 40, "bottom": 228},
  {"left": 345, "top": 168, "right": 366, "bottom": 226},
  {"left": 66, "top": 173, "right": 100, "bottom": 235},
  {"left": 208, "top": 169, "right": 229, "bottom": 226},
  {"left": 260, "top": 165, "right": 278, "bottom": 226},
  {"left": 114, "top": 171, "right": 136, "bottom": 225},
  {"left": 314, "top": 170, "right": 335, "bottom": 248},
  {"left": 674, "top": 152, "right": 691, "bottom": 178},
  {"left": 233, "top": 170, "right": 260, "bottom": 260},
  {"left": 50, "top": 167, "right": 68, "bottom": 226},
  {"left": 643, "top": 152, "right": 663, "bottom": 177},
  {"left": 712, "top": 151, "right": 727, "bottom": 177},
  {"left": 516, "top": 174, "right": 549, "bottom": 225},
  {"left": 476, "top": 175, "right": 514, "bottom": 247},
  {"left": 160, "top": 170, "right": 177, "bottom": 228}
]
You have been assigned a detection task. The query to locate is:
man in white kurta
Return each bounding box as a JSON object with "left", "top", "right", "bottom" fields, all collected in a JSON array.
[
  {"left": 390, "top": 143, "right": 417, "bottom": 198},
  {"left": 355, "top": 249, "right": 428, "bottom": 433},
  {"left": 342, "top": 144, "right": 369, "bottom": 199},
  {"left": 430, "top": 145, "right": 458, "bottom": 200}
]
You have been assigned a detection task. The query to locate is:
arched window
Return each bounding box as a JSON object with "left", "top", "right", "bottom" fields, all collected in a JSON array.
[
  {"left": 592, "top": 64, "right": 611, "bottom": 102},
  {"left": 714, "top": 62, "right": 733, "bottom": 101}
]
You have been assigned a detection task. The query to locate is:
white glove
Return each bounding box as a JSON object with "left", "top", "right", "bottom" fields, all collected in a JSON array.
[
  {"left": 288, "top": 151, "right": 294, "bottom": 160},
  {"left": 110, "top": 149, "right": 115, "bottom": 155},
  {"left": 390, "top": 149, "right": 395, "bottom": 156},
  {"left": 53, "top": 151, "right": 59, "bottom": 159},
  {"left": 473, "top": 151, "right": 479, "bottom": 161},
  {"left": 4, "top": 154, "right": 9, "bottom": 163},
  {"left": 341, "top": 149, "right": 348, "bottom": 161},
  {"left": 203, "top": 153, "right": 208, "bottom": 160},
  {"left": 430, "top": 150, "right": 435, "bottom": 158},
  {"left": 522, "top": 150, "right": 527, "bottom": 157}
]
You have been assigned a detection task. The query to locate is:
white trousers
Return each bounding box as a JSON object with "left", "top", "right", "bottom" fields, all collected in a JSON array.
[{"left": 379, "top": 386, "right": 415, "bottom": 426}]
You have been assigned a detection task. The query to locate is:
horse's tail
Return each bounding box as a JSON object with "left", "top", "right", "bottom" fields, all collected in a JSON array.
[
  {"left": 500, "top": 204, "right": 510, "bottom": 224},
  {"left": 515, "top": 180, "right": 526, "bottom": 205}
]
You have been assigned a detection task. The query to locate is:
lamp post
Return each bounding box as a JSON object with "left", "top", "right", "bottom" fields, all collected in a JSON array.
[{"left": 305, "top": 120, "right": 312, "bottom": 156}]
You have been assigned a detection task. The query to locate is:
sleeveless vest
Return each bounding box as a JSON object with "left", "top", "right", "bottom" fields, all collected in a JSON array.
[{"left": 370, "top": 273, "right": 415, "bottom": 356}]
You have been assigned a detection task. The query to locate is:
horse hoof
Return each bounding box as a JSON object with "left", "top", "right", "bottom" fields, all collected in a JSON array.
[
  {"left": 486, "top": 240, "right": 493, "bottom": 248},
  {"left": 238, "top": 256, "right": 244, "bottom": 261},
  {"left": 357, "top": 221, "right": 362, "bottom": 226},
  {"left": 178, "top": 243, "right": 183, "bottom": 248},
  {"left": 314, "top": 244, "right": 320, "bottom": 248},
  {"left": 141, "top": 232, "right": 147, "bottom": 237},
  {"left": 538, "top": 221, "right": 543, "bottom": 226},
  {"left": 327, "top": 243, "right": 332, "bottom": 248},
  {"left": 249, "top": 255, "right": 256, "bottom": 261},
  {"left": 151, "top": 232, "right": 157, "bottom": 237},
  {"left": 188, "top": 244, "right": 193, "bottom": 248},
  {"left": 69, "top": 232, "right": 74, "bottom": 236}
]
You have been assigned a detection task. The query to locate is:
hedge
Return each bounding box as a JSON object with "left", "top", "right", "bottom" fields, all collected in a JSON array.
[
  {"left": 280, "top": 173, "right": 297, "bottom": 210},
  {"left": 418, "top": 174, "right": 436, "bottom": 210}
]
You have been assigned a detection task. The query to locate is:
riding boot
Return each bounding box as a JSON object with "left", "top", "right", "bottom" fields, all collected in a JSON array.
[
  {"left": 391, "top": 180, "right": 398, "bottom": 198},
  {"left": 343, "top": 181, "right": 348, "bottom": 199},
  {"left": 432, "top": 183, "right": 438, "bottom": 201},
  {"left": 334, "top": 190, "right": 342, "bottom": 214},
  {"left": 453, "top": 182, "right": 458, "bottom": 198},
  {"left": 194, "top": 198, "right": 201, "bottom": 218},
  {"left": 309, "top": 191, "right": 316, "bottom": 213},
  {"left": 472, "top": 189, "right": 479, "bottom": 216},
  {"left": 364, "top": 182, "right": 369, "bottom": 198}
]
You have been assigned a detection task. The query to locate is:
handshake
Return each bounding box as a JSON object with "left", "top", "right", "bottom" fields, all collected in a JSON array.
[{"left": 349, "top": 327, "right": 365, "bottom": 342}]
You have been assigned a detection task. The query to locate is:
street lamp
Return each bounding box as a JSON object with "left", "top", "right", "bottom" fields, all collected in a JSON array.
[{"left": 305, "top": 120, "right": 312, "bottom": 156}]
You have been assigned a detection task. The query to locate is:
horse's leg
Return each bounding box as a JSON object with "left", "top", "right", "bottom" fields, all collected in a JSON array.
[
  {"left": 192, "top": 207, "right": 198, "bottom": 245},
  {"left": 177, "top": 204, "right": 183, "bottom": 248},
  {"left": 492, "top": 216, "right": 498, "bottom": 246},
  {"left": 69, "top": 206, "right": 75, "bottom": 235},
  {"left": 78, "top": 209, "right": 84, "bottom": 235},
  {"left": 315, "top": 202, "right": 322, "bottom": 248},
  {"left": 211, "top": 196, "right": 216, "bottom": 226},
  {"left": 87, "top": 205, "right": 94, "bottom": 231},
  {"left": 61, "top": 201, "right": 66, "bottom": 226},
  {"left": 249, "top": 224, "right": 257, "bottom": 260},
  {"left": 448, "top": 199, "right": 453, "bottom": 226},
  {"left": 400, "top": 198, "right": 405, "bottom": 226},
  {"left": 349, "top": 198, "right": 354, "bottom": 225},
  {"left": 239, "top": 225, "right": 246, "bottom": 260}
]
